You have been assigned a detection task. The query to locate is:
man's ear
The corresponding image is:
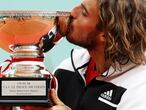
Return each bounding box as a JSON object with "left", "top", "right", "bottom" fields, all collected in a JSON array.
[{"left": 97, "top": 32, "right": 106, "bottom": 44}]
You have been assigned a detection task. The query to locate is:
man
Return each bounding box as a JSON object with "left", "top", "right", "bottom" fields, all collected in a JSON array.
[
  {"left": 2, "top": 0, "right": 145, "bottom": 109},
  {"left": 53, "top": 0, "right": 146, "bottom": 110}
]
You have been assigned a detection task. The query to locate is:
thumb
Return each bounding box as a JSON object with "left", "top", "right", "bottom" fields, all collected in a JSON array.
[{"left": 51, "top": 89, "right": 64, "bottom": 105}]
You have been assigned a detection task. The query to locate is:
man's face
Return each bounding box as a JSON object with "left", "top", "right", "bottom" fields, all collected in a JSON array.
[{"left": 66, "top": 0, "right": 100, "bottom": 49}]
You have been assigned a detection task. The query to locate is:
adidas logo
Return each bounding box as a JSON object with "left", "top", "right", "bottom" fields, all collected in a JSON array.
[
  {"left": 100, "top": 90, "right": 113, "bottom": 101},
  {"left": 98, "top": 89, "right": 117, "bottom": 108}
]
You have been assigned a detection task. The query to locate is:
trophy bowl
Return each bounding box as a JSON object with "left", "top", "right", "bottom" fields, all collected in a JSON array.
[
  {"left": 0, "top": 10, "right": 69, "bottom": 106},
  {"left": 0, "top": 11, "right": 69, "bottom": 52}
]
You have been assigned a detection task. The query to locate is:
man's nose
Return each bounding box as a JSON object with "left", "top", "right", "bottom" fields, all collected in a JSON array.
[{"left": 70, "top": 6, "right": 80, "bottom": 19}]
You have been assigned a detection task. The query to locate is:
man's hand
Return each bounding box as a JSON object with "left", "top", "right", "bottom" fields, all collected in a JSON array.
[
  {"left": 23, "top": 89, "right": 71, "bottom": 110},
  {"left": 49, "top": 89, "right": 71, "bottom": 110}
]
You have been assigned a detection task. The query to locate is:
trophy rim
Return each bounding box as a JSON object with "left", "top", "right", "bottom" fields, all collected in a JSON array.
[{"left": 0, "top": 10, "right": 70, "bottom": 17}]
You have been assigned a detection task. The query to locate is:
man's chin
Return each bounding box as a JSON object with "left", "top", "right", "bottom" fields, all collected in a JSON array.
[{"left": 66, "top": 35, "right": 76, "bottom": 44}]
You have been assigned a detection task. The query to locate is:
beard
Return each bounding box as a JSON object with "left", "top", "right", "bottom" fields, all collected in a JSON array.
[
  {"left": 66, "top": 16, "right": 97, "bottom": 49},
  {"left": 66, "top": 31, "right": 97, "bottom": 49}
]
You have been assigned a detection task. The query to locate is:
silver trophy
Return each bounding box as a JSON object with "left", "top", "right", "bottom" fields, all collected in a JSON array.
[{"left": 0, "top": 11, "right": 69, "bottom": 106}]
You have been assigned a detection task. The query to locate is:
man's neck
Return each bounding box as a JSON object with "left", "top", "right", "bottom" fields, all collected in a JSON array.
[{"left": 88, "top": 48, "right": 109, "bottom": 74}]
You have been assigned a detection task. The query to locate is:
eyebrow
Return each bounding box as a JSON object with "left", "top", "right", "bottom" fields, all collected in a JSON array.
[{"left": 81, "top": 3, "right": 89, "bottom": 15}]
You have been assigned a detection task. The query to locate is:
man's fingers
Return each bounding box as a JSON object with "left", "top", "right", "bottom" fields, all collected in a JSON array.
[{"left": 51, "top": 89, "right": 65, "bottom": 105}]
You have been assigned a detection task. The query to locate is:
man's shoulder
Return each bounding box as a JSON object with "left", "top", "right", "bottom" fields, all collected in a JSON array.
[
  {"left": 110, "top": 64, "right": 146, "bottom": 109},
  {"left": 111, "top": 64, "right": 146, "bottom": 88}
]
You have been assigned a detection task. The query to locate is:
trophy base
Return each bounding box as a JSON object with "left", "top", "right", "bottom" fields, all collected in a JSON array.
[
  {"left": 0, "top": 77, "right": 52, "bottom": 106},
  {"left": 0, "top": 99, "right": 52, "bottom": 106}
]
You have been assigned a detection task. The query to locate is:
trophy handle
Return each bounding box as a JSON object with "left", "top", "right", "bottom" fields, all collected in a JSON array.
[{"left": 9, "top": 44, "right": 15, "bottom": 52}]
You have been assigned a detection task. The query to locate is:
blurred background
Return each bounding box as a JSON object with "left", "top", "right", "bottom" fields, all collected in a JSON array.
[{"left": 0, "top": 0, "right": 80, "bottom": 72}]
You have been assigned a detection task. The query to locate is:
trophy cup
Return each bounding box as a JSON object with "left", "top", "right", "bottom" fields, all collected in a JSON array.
[{"left": 0, "top": 11, "right": 69, "bottom": 106}]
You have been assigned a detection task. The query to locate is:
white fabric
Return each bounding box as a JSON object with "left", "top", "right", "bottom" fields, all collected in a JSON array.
[
  {"left": 55, "top": 48, "right": 146, "bottom": 110},
  {"left": 111, "top": 64, "right": 146, "bottom": 110}
]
